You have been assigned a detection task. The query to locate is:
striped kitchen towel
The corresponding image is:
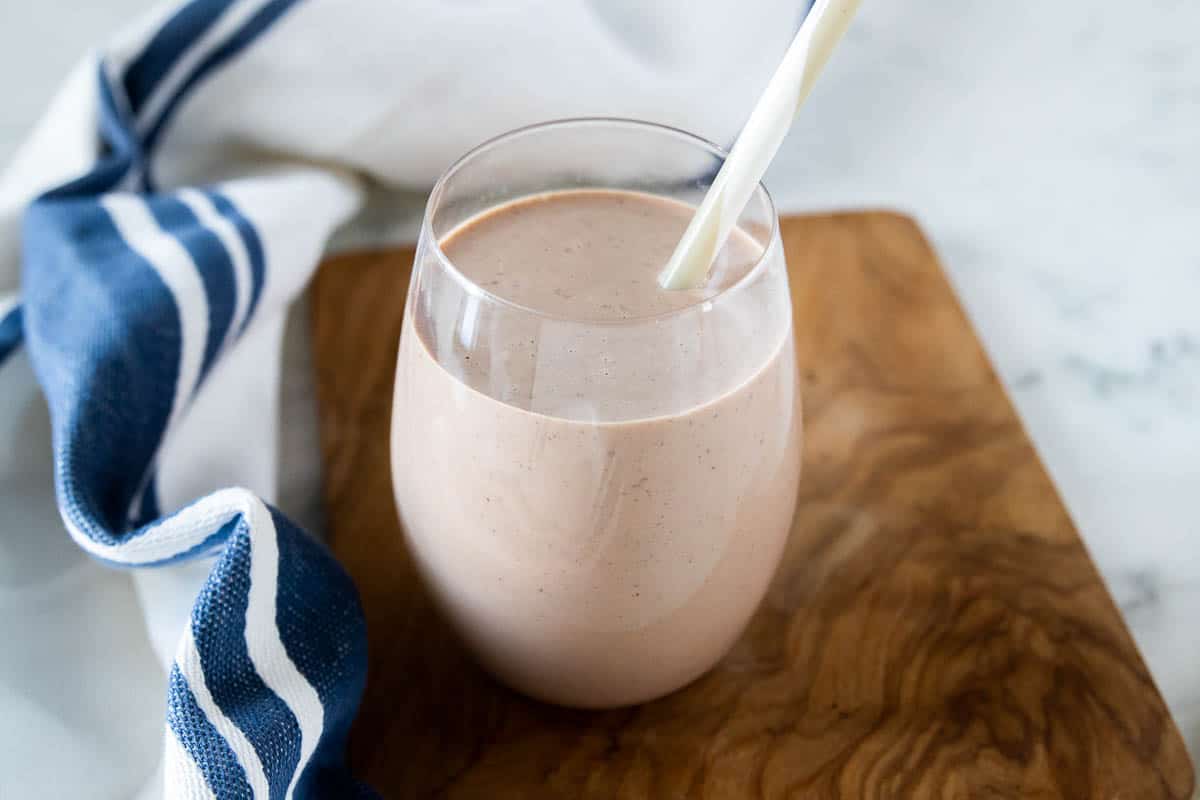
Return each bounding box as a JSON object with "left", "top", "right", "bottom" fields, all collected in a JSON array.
[
  {"left": 0, "top": 0, "right": 805, "bottom": 797},
  {"left": 9, "top": 5, "right": 370, "bottom": 796}
]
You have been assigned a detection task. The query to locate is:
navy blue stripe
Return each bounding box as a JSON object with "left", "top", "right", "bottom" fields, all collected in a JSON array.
[
  {"left": 122, "top": 0, "right": 238, "bottom": 115},
  {"left": 22, "top": 198, "right": 180, "bottom": 542},
  {"left": 146, "top": 195, "right": 236, "bottom": 381},
  {"left": 207, "top": 190, "right": 265, "bottom": 333},
  {"left": 166, "top": 665, "right": 254, "bottom": 799},
  {"left": 193, "top": 518, "right": 302, "bottom": 799},
  {"left": 0, "top": 305, "right": 22, "bottom": 365},
  {"left": 141, "top": 0, "right": 305, "bottom": 187}
]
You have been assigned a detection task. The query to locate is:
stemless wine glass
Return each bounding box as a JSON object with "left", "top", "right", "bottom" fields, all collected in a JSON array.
[{"left": 391, "top": 118, "right": 801, "bottom": 709}]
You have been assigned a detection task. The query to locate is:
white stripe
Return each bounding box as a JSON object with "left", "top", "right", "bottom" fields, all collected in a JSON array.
[
  {"left": 175, "top": 628, "right": 271, "bottom": 797},
  {"left": 242, "top": 497, "right": 324, "bottom": 800},
  {"left": 163, "top": 725, "right": 218, "bottom": 800},
  {"left": 65, "top": 486, "right": 251, "bottom": 564},
  {"left": 102, "top": 193, "right": 208, "bottom": 430},
  {"left": 178, "top": 188, "right": 253, "bottom": 351},
  {"left": 135, "top": 0, "right": 276, "bottom": 137},
  {"left": 102, "top": 193, "right": 209, "bottom": 523}
]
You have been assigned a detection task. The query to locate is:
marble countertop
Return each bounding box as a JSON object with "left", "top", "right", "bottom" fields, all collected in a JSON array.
[{"left": 3, "top": 0, "right": 1196, "bottom": 770}]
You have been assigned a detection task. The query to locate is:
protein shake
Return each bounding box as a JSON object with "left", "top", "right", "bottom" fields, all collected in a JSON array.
[{"left": 392, "top": 188, "right": 801, "bottom": 708}]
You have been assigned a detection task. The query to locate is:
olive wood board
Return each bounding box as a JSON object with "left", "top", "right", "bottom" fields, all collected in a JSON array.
[{"left": 310, "top": 212, "right": 1193, "bottom": 798}]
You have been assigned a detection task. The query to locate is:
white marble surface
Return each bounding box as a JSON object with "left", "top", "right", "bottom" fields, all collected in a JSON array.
[{"left": 2, "top": 0, "right": 1196, "bottom": 772}]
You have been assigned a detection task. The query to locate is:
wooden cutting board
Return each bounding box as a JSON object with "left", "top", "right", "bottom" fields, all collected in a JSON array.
[{"left": 310, "top": 213, "right": 1193, "bottom": 798}]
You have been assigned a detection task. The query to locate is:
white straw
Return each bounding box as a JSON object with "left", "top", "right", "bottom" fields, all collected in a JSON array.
[{"left": 658, "top": 0, "right": 862, "bottom": 290}]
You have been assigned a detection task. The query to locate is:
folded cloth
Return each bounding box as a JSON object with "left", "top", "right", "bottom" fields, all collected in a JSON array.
[{"left": 0, "top": 1, "right": 804, "bottom": 797}]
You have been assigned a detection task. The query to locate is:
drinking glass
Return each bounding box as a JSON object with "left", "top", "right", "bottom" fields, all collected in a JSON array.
[{"left": 391, "top": 118, "right": 801, "bottom": 708}]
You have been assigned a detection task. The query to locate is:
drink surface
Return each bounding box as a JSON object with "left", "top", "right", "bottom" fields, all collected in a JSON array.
[
  {"left": 392, "top": 189, "right": 801, "bottom": 707},
  {"left": 440, "top": 188, "right": 761, "bottom": 322}
]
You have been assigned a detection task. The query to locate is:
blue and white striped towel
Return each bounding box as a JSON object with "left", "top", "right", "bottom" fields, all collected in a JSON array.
[{"left": 0, "top": 1, "right": 804, "bottom": 796}]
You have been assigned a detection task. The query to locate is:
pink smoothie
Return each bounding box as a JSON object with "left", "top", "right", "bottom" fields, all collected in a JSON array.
[{"left": 392, "top": 189, "right": 801, "bottom": 707}]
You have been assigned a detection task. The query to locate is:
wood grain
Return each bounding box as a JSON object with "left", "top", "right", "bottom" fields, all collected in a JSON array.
[{"left": 310, "top": 212, "right": 1194, "bottom": 798}]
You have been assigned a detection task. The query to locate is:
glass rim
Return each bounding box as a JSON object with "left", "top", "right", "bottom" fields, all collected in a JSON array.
[{"left": 420, "top": 117, "right": 781, "bottom": 326}]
